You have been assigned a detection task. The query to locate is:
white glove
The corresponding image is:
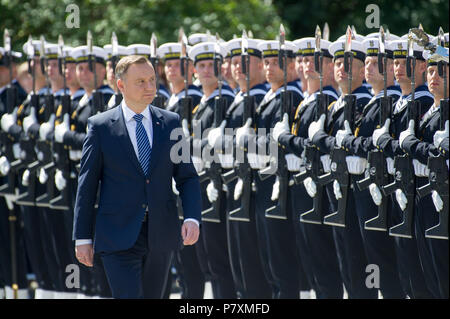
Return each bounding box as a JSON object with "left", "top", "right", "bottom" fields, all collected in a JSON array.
[
  {"left": 303, "top": 177, "right": 317, "bottom": 198},
  {"left": 234, "top": 178, "right": 243, "bottom": 200},
  {"left": 54, "top": 113, "right": 70, "bottom": 143},
  {"left": 433, "top": 120, "right": 449, "bottom": 149},
  {"left": 55, "top": 169, "right": 67, "bottom": 191},
  {"left": 207, "top": 120, "right": 226, "bottom": 148},
  {"left": 0, "top": 156, "right": 10, "bottom": 176},
  {"left": 272, "top": 113, "right": 290, "bottom": 142},
  {"left": 192, "top": 155, "right": 204, "bottom": 174},
  {"left": 308, "top": 113, "right": 326, "bottom": 141},
  {"left": 335, "top": 120, "right": 352, "bottom": 148},
  {"left": 431, "top": 190, "right": 444, "bottom": 212},
  {"left": 172, "top": 178, "right": 179, "bottom": 195},
  {"left": 181, "top": 118, "right": 190, "bottom": 138},
  {"left": 206, "top": 181, "right": 219, "bottom": 203},
  {"left": 333, "top": 180, "right": 343, "bottom": 200},
  {"left": 1, "top": 107, "right": 18, "bottom": 132},
  {"left": 369, "top": 183, "right": 382, "bottom": 206},
  {"left": 372, "top": 118, "right": 390, "bottom": 147},
  {"left": 22, "top": 169, "right": 30, "bottom": 187},
  {"left": 395, "top": 189, "right": 408, "bottom": 211},
  {"left": 236, "top": 118, "right": 254, "bottom": 148},
  {"left": 285, "top": 153, "right": 301, "bottom": 172},
  {"left": 38, "top": 167, "right": 48, "bottom": 184},
  {"left": 23, "top": 107, "right": 38, "bottom": 135},
  {"left": 399, "top": 120, "right": 415, "bottom": 149},
  {"left": 346, "top": 156, "right": 368, "bottom": 175},
  {"left": 271, "top": 179, "right": 280, "bottom": 201},
  {"left": 39, "top": 114, "right": 56, "bottom": 141}
]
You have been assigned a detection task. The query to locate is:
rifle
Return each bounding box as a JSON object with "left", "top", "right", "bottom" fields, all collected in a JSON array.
[
  {"left": 221, "top": 30, "right": 254, "bottom": 222},
  {"left": 175, "top": 28, "right": 193, "bottom": 220},
  {"left": 110, "top": 32, "right": 123, "bottom": 107},
  {"left": 356, "top": 26, "right": 392, "bottom": 231},
  {"left": 382, "top": 30, "right": 421, "bottom": 238},
  {"left": 317, "top": 26, "right": 356, "bottom": 227},
  {"left": 262, "top": 24, "right": 293, "bottom": 220},
  {"left": 87, "top": 31, "right": 104, "bottom": 115},
  {"left": 200, "top": 38, "right": 227, "bottom": 223},
  {"left": 179, "top": 28, "right": 193, "bottom": 135},
  {"left": 49, "top": 35, "right": 71, "bottom": 210},
  {"left": 150, "top": 33, "right": 165, "bottom": 109},
  {"left": 293, "top": 25, "right": 328, "bottom": 225},
  {"left": 416, "top": 28, "right": 448, "bottom": 240}
]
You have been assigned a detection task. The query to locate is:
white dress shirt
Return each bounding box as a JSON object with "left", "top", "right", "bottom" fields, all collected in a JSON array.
[{"left": 76, "top": 101, "right": 198, "bottom": 247}]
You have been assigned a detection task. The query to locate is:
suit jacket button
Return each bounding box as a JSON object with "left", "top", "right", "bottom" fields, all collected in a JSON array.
[
  {"left": 142, "top": 204, "right": 146, "bottom": 209},
  {"left": 146, "top": 179, "right": 150, "bottom": 184}
]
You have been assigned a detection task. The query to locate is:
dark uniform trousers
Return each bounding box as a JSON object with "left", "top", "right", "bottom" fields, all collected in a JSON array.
[
  {"left": 350, "top": 173, "right": 406, "bottom": 298},
  {"left": 292, "top": 185, "right": 344, "bottom": 299},
  {"left": 325, "top": 183, "right": 378, "bottom": 299},
  {"left": 227, "top": 179, "right": 272, "bottom": 299},
  {"left": 414, "top": 176, "right": 449, "bottom": 299}
]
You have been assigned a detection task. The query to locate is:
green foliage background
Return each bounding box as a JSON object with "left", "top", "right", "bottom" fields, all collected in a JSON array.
[{"left": 0, "top": 0, "right": 448, "bottom": 55}]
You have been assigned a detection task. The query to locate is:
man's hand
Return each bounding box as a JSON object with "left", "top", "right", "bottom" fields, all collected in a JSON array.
[
  {"left": 272, "top": 113, "right": 290, "bottom": 142},
  {"left": 372, "top": 118, "right": 390, "bottom": 147},
  {"left": 399, "top": 120, "right": 415, "bottom": 149},
  {"left": 433, "top": 120, "right": 449, "bottom": 149},
  {"left": 55, "top": 113, "right": 70, "bottom": 143},
  {"left": 75, "top": 244, "right": 94, "bottom": 267},
  {"left": 335, "top": 120, "right": 352, "bottom": 148},
  {"left": 236, "top": 118, "right": 254, "bottom": 148},
  {"left": 308, "top": 114, "right": 326, "bottom": 140},
  {"left": 181, "top": 220, "right": 200, "bottom": 245},
  {"left": 1, "top": 107, "right": 17, "bottom": 133}
]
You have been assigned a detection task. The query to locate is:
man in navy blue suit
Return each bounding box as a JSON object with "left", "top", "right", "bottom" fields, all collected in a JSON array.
[{"left": 73, "top": 55, "right": 202, "bottom": 299}]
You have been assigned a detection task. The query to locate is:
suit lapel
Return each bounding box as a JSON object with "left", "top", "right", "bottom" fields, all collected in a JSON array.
[{"left": 112, "top": 104, "right": 145, "bottom": 176}]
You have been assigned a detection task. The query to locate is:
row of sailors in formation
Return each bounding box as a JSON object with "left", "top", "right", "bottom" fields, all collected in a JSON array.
[{"left": 0, "top": 28, "right": 448, "bottom": 300}]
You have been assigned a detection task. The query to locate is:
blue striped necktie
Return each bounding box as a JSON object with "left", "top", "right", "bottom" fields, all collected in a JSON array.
[{"left": 133, "top": 113, "right": 151, "bottom": 175}]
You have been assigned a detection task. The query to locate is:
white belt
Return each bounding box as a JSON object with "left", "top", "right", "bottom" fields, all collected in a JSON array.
[
  {"left": 413, "top": 159, "right": 430, "bottom": 177},
  {"left": 320, "top": 154, "right": 331, "bottom": 173},
  {"left": 346, "top": 156, "right": 368, "bottom": 175}
]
